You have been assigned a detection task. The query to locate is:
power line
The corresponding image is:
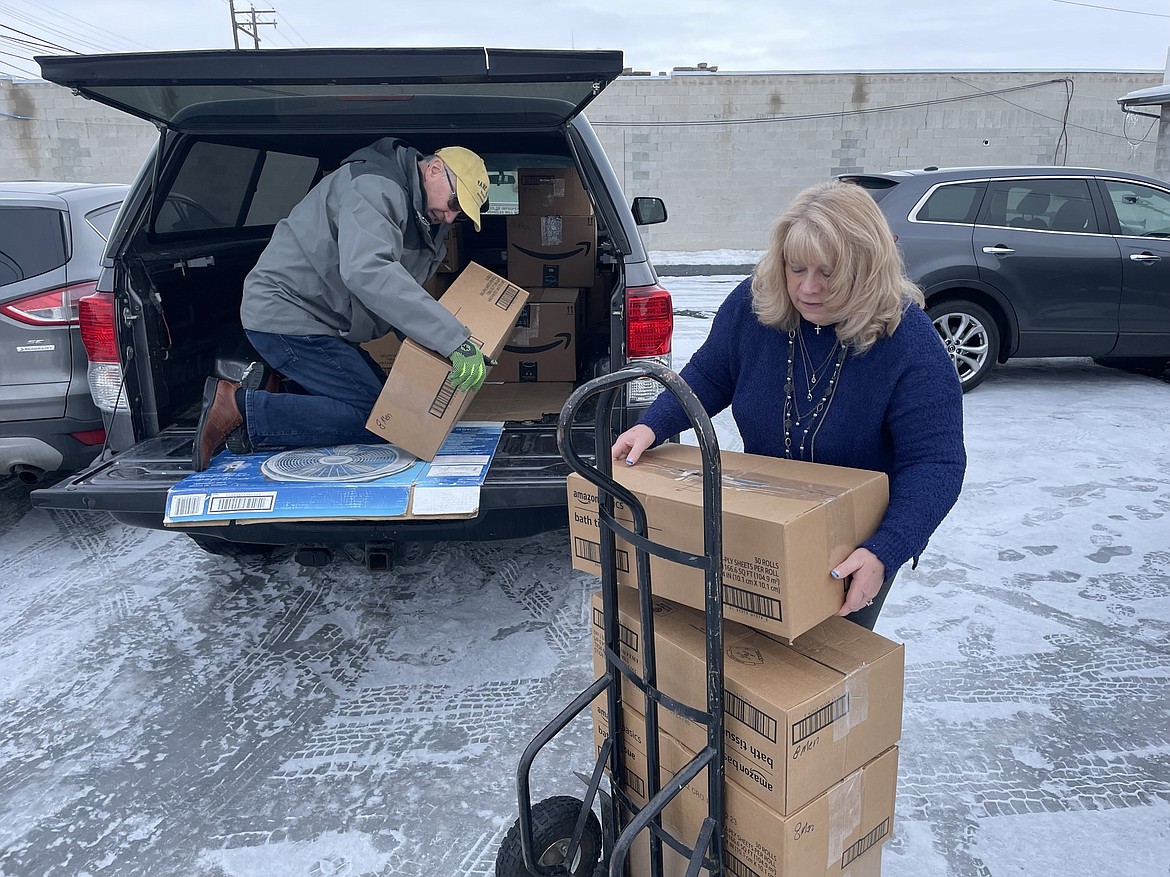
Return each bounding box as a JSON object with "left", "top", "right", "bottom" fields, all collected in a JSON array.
[
  {"left": 5, "top": 0, "right": 151, "bottom": 51},
  {"left": 1048, "top": 0, "right": 1170, "bottom": 17},
  {"left": 268, "top": 0, "right": 311, "bottom": 47},
  {"left": 0, "top": 5, "right": 120, "bottom": 54},
  {"left": 229, "top": 0, "right": 277, "bottom": 50},
  {"left": 0, "top": 22, "right": 75, "bottom": 53},
  {"left": 0, "top": 56, "right": 37, "bottom": 77}
]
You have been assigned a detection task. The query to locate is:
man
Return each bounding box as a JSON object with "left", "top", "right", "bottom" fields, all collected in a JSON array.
[{"left": 192, "top": 139, "right": 493, "bottom": 471}]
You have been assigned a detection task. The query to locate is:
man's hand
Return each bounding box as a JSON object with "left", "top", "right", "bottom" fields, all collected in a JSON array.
[{"left": 448, "top": 340, "right": 495, "bottom": 393}]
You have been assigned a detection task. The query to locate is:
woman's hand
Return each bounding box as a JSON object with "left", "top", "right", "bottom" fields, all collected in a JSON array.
[
  {"left": 611, "top": 424, "right": 657, "bottom": 466},
  {"left": 832, "top": 547, "right": 886, "bottom": 616}
]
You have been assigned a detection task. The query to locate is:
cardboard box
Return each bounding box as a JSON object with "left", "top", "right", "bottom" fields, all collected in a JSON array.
[
  {"left": 164, "top": 423, "right": 505, "bottom": 525},
  {"left": 365, "top": 263, "right": 529, "bottom": 460},
  {"left": 568, "top": 443, "right": 889, "bottom": 641},
  {"left": 437, "top": 223, "right": 464, "bottom": 274},
  {"left": 506, "top": 214, "right": 597, "bottom": 288},
  {"left": 362, "top": 333, "right": 403, "bottom": 372},
  {"left": 494, "top": 289, "right": 578, "bottom": 382},
  {"left": 517, "top": 167, "right": 593, "bottom": 216},
  {"left": 590, "top": 590, "right": 903, "bottom": 815},
  {"left": 596, "top": 706, "right": 896, "bottom": 877},
  {"left": 465, "top": 382, "right": 573, "bottom": 422}
]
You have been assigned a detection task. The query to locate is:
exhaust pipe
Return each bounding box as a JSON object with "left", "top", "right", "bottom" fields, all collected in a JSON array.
[{"left": 12, "top": 464, "right": 46, "bottom": 485}]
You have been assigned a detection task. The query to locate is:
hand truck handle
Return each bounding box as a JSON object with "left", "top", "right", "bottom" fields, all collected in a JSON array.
[{"left": 555, "top": 359, "right": 721, "bottom": 493}]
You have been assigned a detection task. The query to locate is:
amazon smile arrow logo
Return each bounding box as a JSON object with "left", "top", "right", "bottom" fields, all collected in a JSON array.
[
  {"left": 511, "top": 241, "right": 593, "bottom": 261},
  {"left": 505, "top": 333, "right": 572, "bottom": 354}
]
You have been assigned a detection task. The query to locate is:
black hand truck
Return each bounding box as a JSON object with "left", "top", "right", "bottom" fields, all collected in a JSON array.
[{"left": 495, "top": 360, "right": 728, "bottom": 877}]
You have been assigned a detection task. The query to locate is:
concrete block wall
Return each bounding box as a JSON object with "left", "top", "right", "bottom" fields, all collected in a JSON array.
[
  {"left": 1, "top": 80, "right": 157, "bottom": 184},
  {"left": 588, "top": 70, "right": 1163, "bottom": 251},
  {"left": 3, "top": 69, "right": 1161, "bottom": 252}
]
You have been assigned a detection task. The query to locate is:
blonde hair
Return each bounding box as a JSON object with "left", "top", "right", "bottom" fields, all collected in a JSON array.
[{"left": 752, "top": 180, "right": 924, "bottom": 353}]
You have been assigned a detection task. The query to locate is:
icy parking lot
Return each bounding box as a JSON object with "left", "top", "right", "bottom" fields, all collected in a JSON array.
[{"left": 1, "top": 273, "right": 1168, "bottom": 876}]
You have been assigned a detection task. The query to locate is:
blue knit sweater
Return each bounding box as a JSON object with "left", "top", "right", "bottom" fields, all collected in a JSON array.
[{"left": 640, "top": 277, "right": 966, "bottom": 575}]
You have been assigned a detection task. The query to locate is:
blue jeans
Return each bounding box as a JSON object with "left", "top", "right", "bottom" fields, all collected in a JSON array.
[{"left": 243, "top": 331, "right": 389, "bottom": 449}]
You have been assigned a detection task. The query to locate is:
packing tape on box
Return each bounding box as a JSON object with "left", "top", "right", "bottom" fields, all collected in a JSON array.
[
  {"left": 636, "top": 461, "right": 850, "bottom": 502},
  {"left": 540, "top": 215, "right": 564, "bottom": 246},
  {"left": 836, "top": 664, "right": 870, "bottom": 742},
  {"left": 826, "top": 769, "right": 864, "bottom": 869}
]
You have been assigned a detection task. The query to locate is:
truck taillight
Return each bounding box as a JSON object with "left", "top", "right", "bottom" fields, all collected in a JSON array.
[
  {"left": 77, "top": 291, "right": 127, "bottom": 412},
  {"left": 626, "top": 284, "right": 674, "bottom": 404},
  {"left": 78, "top": 292, "right": 118, "bottom": 362},
  {"left": 626, "top": 285, "right": 673, "bottom": 357}
]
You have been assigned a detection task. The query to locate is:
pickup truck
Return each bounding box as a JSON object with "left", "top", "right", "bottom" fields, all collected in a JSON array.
[{"left": 32, "top": 47, "right": 674, "bottom": 565}]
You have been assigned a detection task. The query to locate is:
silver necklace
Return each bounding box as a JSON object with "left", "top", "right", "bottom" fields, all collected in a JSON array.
[
  {"left": 796, "top": 327, "right": 843, "bottom": 402},
  {"left": 783, "top": 328, "right": 847, "bottom": 461}
]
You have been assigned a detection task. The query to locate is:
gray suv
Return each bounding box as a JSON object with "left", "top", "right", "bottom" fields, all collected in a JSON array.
[
  {"left": 1, "top": 181, "right": 128, "bottom": 482},
  {"left": 31, "top": 48, "right": 672, "bottom": 563},
  {"left": 841, "top": 166, "right": 1170, "bottom": 390}
]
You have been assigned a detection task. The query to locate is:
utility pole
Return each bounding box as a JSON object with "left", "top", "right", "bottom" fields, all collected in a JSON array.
[{"left": 228, "top": 0, "right": 277, "bottom": 49}]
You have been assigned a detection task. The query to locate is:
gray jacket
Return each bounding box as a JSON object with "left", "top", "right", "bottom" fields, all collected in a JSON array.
[{"left": 240, "top": 138, "right": 469, "bottom": 357}]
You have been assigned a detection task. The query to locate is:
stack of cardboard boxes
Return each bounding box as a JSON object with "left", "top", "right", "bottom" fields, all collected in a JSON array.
[
  {"left": 568, "top": 443, "right": 906, "bottom": 877},
  {"left": 500, "top": 168, "right": 594, "bottom": 384},
  {"left": 361, "top": 167, "right": 595, "bottom": 453}
]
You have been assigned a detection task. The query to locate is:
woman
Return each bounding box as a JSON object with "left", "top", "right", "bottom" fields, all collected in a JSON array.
[{"left": 612, "top": 180, "right": 966, "bottom": 629}]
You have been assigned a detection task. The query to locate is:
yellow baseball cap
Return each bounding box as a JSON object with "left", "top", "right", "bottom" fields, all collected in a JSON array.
[{"left": 436, "top": 146, "right": 490, "bottom": 231}]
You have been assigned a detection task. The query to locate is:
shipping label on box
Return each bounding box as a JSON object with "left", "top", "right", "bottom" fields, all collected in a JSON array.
[
  {"left": 506, "top": 214, "right": 597, "bottom": 288},
  {"left": 567, "top": 443, "right": 888, "bottom": 641},
  {"left": 596, "top": 701, "right": 896, "bottom": 877},
  {"left": 365, "top": 263, "right": 528, "bottom": 460},
  {"left": 590, "top": 589, "right": 903, "bottom": 814},
  {"left": 517, "top": 167, "right": 593, "bottom": 216},
  {"left": 495, "top": 289, "right": 577, "bottom": 382}
]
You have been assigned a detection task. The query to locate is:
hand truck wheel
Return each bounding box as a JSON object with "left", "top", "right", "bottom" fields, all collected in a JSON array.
[{"left": 496, "top": 796, "right": 602, "bottom": 877}]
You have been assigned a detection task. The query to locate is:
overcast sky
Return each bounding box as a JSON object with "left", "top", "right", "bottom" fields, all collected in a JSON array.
[{"left": 2, "top": 0, "right": 1169, "bottom": 80}]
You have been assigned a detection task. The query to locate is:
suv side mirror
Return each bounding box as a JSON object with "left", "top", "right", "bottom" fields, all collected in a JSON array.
[{"left": 632, "top": 197, "right": 667, "bottom": 226}]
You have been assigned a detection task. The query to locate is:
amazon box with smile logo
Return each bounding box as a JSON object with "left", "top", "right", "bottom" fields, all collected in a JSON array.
[
  {"left": 506, "top": 214, "right": 597, "bottom": 288},
  {"left": 494, "top": 289, "right": 578, "bottom": 382}
]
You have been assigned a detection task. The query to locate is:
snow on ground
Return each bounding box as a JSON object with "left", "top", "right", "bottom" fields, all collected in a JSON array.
[{"left": 0, "top": 274, "right": 1167, "bottom": 876}]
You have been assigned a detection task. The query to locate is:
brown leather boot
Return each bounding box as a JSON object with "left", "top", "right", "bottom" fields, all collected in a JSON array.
[{"left": 192, "top": 377, "right": 244, "bottom": 471}]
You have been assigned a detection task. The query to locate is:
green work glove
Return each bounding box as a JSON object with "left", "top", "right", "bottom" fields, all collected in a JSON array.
[{"left": 447, "top": 340, "right": 495, "bottom": 393}]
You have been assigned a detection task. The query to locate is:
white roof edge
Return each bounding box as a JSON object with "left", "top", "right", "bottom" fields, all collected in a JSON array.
[
  {"left": 1118, "top": 82, "right": 1170, "bottom": 106},
  {"left": 617, "top": 67, "right": 1162, "bottom": 79}
]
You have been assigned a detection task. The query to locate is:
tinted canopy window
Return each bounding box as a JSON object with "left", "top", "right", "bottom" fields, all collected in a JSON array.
[
  {"left": 0, "top": 207, "right": 67, "bottom": 288},
  {"left": 156, "top": 143, "right": 319, "bottom": 234},
  {"left": 916, "top": 182, "right": 986, "bottom": 224},
  {"left": 1103, "top": 180, "right": 1170, "bottom": 238},
  {"left": 981, "top": 178, "right": 1098, "bottom": 233}
]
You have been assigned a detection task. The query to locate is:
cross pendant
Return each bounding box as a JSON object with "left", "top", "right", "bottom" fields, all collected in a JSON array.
[{"left": 814, "top": 324, "right": 821, "bottom": 335}]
